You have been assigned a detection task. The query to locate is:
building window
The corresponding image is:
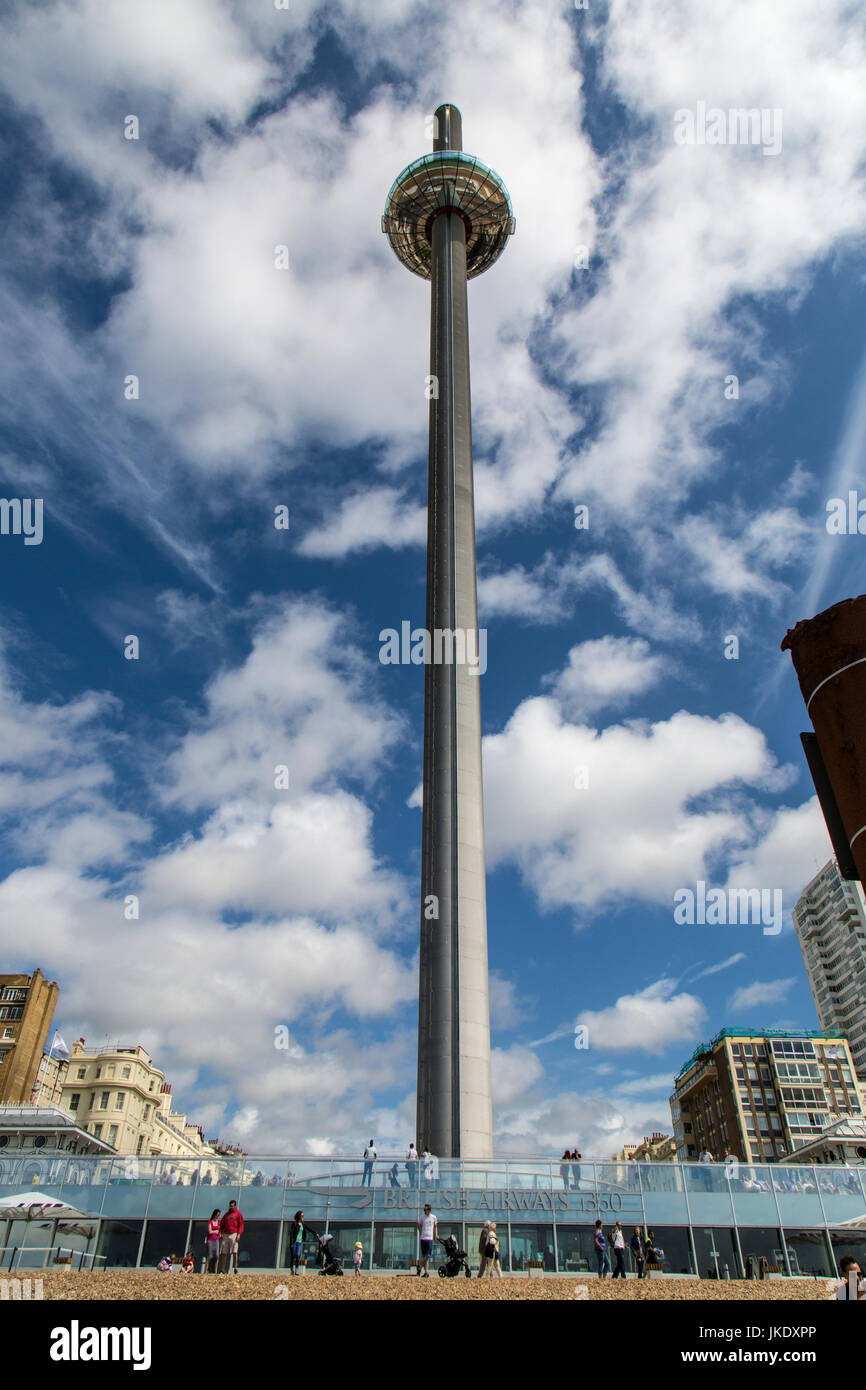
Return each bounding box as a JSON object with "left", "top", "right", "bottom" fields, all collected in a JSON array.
[
  {"left": 92, "top": 1124, "right": 102, "bottom": 1139},
  {"left": 1, "top": 988, "right": 26, "bottom": 1002},
  {"left": 95, "top": 1068, "right": 101, "bottom": 1079},
  {"left": 100, "top": 1092, "right": 109, "bottom": 1109},
  {"left": 77, "top": 1068, "right": 86, "bottom": 1080},
  {"left": 108, "top": 1125, "right": 118, "bottom": 1144},
  {"left": 1, "top": 1029, "right": 12, "bottom": 1040},
  {"left": 114, "top": 1094, "right": 124, "bottom": 1109},
  {"left": 69, "top": 1093, "right": 80, "bottom": 1111},
  {"left": 0, "top": 1007, "right": 23, "bottom": 1020},
  {"left": 122, "top": 1067, "right": 130, "bottom": 1079}
]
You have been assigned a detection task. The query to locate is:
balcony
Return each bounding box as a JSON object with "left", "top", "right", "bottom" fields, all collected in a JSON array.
[{"left": 674, "top": 1060, "right": 718, "bottom": 1101}]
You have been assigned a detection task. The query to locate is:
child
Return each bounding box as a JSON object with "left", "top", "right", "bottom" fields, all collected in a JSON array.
[
  {"left": 181, "top": 1250, "right": 195, "bottom": 1274},
  {"left": 353, "top": 1241, "right": 363, "bottom": 1276}
]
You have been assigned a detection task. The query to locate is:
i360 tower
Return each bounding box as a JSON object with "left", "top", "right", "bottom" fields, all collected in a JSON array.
[{"left": 382, "top": 105, "right": 515, "bottom": 1157}]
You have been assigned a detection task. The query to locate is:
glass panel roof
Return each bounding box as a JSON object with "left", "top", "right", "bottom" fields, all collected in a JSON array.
[{"left": 383, "top": 150, "right": 515, "bottom": 280}]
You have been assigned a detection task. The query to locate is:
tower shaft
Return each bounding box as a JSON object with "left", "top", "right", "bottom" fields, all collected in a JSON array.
[{"left": 417, "top": 107, "right": 493, "bottom": 1158}]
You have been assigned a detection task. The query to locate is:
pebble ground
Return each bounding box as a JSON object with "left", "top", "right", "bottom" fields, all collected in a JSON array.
[{"left": 22, "top": 1272, "right": 835, "bottom": 1301}]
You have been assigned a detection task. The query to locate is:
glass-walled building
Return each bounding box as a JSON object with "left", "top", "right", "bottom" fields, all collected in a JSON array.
[{"left": 1, "top": 1154, "right": 865, "bottom": 1278}]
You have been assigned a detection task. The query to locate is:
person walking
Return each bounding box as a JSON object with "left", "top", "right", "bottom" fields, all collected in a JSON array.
[
  {"left": 630, "top": 1226, "right": 645, "bottom": 1280},
  {"left": 594, "top": 1220, "right": 610, "bottom": 1279},
  {"left": 416, "top": 1202, "right": 438, "bottom": 1276},
  {"left": 205, "top": 1208, "right": 221, "bottom": 1273},
  {"left": 482, "top": 1223, "right": 502, "bottom": 1277},
  {"left": 362, "top": 1140, "right": 376, "bottom": 1188},
  {"left": 478, "top": 1220, "right": 493, "bottom": 1277},
  {"left": 218, "top": 1199, "right": 243, "bottom": 1274},
  {"left": 353, "top": 1241, "right": 364, "bottom": 1277},
  {"left": 406, "top": 1142, "right": 418, "bottom": 1187},
  {"left": 611, "top": 1221, "right": 627, "bottom": 1279},
  {"left": 288, "top": 1209, "right": 313, "bottom": 1276}
]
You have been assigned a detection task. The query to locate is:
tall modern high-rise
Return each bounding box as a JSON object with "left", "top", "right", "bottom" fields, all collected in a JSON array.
[
  {"left": 382, "top": 105, "right": 515, "bottom": 1157},
  {"left": 793, "top": 858, "right": 866, "bottom": 1085}
]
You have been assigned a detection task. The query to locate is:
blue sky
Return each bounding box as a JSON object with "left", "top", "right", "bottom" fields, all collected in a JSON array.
[{"left": 1, "top": 0, "right": 866, "bottom": 1156}]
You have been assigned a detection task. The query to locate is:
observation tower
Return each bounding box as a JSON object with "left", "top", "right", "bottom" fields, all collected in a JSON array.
[{"left": 382, "top": 105, "right": 515, "bottom": 1157}]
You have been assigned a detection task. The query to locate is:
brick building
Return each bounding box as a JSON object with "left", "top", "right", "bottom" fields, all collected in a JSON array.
[{"left": 0, "top": 968, "right": 59, "bottom": 1105}]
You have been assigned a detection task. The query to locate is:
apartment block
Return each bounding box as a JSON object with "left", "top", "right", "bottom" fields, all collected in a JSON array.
[
  {"left": 0, "top": 968, "right": 59, "bottom": 1105},
  {"left": 793, "top": 858, "right": 866, "bottom": 1082},
  {"left": 670, "top": 1028, "right": 862, "bottom": 1162}
]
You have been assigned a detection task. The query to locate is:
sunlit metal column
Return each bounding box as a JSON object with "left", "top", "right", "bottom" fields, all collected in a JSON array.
[{"left": 383, "top": 104, "right": 515, "bottom": 1157}]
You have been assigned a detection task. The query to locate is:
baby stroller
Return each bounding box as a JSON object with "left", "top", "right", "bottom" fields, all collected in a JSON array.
[
  {"left": 437, "top": 1233, "right": 471, "bottom": 1278},
  {"left": 315, "top": 1232, "right": 344, "bottom": 1276}
]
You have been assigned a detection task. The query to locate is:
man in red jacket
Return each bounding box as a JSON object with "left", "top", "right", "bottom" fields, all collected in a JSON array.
[{"left": 218, "top": 1199, "right": 244, "bottom": 1273}]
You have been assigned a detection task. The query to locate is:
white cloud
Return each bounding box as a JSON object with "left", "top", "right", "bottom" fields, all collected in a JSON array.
[
  {"left": 162, "top": 598, "right": 404, "bottom": 811},
  {"left": 691, "top": 952, "right": 747, "bottom": 979},
  {"left": 143, "top": 792, "right": 406, "bottom": 928},
  {"left": 725, "top": 797, "right": 832, "bottom": 902},
  {"left": 727, "top": 978, "right": 796, "bottom": 1012},
  {"left": 484, "top": 691, "right": 788, "bottom": 913},
  {"left": 576, "top": 979, "right": 706, "bottom": 1055},
  {"left": 491, "top": 1045, "right": 544, "bottom": 1107},
  {"left": 543, "top": 636, "right": 666, "bottom": 719},
  {"left": 489, "top": 973, "right": 527, "bottom": 1031},
  {"left": 298, "top": 487, "right": 426, "bottom": 559},
  {"left": 612, "top": 1073, "right": 676, "bottom": 1096}
]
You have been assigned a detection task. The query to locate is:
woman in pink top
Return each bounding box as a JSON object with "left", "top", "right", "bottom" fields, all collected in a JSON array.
[{"left": 205, "top": 1209, "right": 221, "bottom": 1273}]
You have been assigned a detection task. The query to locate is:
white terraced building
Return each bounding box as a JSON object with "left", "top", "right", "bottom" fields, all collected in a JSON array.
[{"left": 794, "top": 859, "right": 866, "bottom": 1086}]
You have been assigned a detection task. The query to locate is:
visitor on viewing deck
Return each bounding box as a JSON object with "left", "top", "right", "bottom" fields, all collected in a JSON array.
[
  {"left": 205, "top": 1208, "right": 221, "bottom": 1273},
  {"left": 426, "top": 1149, "right": 439, "bottom": 1187},
  {"left": 630, "top": 1227, "right": 645, "bottom": 1279},
  {"left": 288, "top": 1209, "right": 312, "bottom": 1275},
  {"left": 611, "top": 1221, "right": 627, "bottom": 1279},
  {"left": 416, "top": 1203, "right": 438, "bottom": 1277},
  {"left": 420, "top": 1147, "right": 431, "bottom": 1186},
  {"left": 594, "top": 1220, "right": 610, "bottom": 1279},
  {"left": 570, "top": 1148, "right": 581, "bottom": 1189},
  {"left": 362, "top": 1140, "right": 376, "bottom": 1188},
  {"left": 218, "top": 1199, "right": 243, "bottom": 1273},
  {"left": 835, "top": 1255, "right": 865, "bottom": 1299},
  {"left": 482, "top": 1222, "right": 502, "bottom": 1277},
  {"left": 406, "top": 1142, "right": 418, "bottom": 1187},
  {"left": 560, "top": 1150, "right": 571, "bottom": 1190},
  {"left": 388, "top": 1161, "right": 401, "bottom": 1188}
]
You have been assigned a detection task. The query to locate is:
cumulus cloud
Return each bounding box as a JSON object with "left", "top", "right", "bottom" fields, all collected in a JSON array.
[
  {"left": 727, "top": 978, "right": 796, "bottom": 1013},
  {"left": 483, "top": 690, "right": 792, "bottom": 914},
  {"left": 491, "top": 1045, "right": 545, "bottom": 1107},
  {"left": 543, "top": 636, "right": 666, "bottom": 719},
  {"left": 576, "top": 979, "right": 707, "bottom": 1055},
  {"left": 161, "top": 598, "right": 405, "bottom": 811}
]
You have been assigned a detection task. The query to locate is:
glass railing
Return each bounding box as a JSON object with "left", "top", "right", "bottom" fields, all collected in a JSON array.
[{"left": 1, "top": 1154, "right": 865, "bottom": 1204}]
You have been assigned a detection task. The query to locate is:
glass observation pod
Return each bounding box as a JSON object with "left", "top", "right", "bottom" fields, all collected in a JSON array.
[
  {"left": 382, "top": 151, "right": 516, "bottom": 280},
  {"left": 1, "top": 1155, "right": 865, "bottom": 1278}
]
